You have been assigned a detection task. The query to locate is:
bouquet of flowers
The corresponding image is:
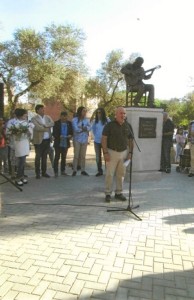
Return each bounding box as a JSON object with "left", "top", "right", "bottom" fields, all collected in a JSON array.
[{"left": 8, "top": 121, "right": 29, "bottom": 136}]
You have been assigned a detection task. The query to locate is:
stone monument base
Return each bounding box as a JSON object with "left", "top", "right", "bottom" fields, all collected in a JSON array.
[{"left": 125, "top": 107, "right": 163, "bottom": 182}]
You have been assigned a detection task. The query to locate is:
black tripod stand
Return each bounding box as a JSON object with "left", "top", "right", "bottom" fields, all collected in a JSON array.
[
  {"left": 0, "top": 172, "right": 23, "bottom": 191},
  {"left": 107, "top": 128, "right": 142, "bottom": 221}
]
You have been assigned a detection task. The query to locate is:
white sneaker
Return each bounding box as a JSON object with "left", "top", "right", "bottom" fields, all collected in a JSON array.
[
  {"left": 15, "top": 180, "right": 23, "bottom": 186},
  {"left": 22, "top": 178, "right": 28, "bottom": 184}
]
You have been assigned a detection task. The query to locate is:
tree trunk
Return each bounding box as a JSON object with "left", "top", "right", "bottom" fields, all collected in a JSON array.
[{"left": 8, "top": 95, "right": 16, "bottom": 117}]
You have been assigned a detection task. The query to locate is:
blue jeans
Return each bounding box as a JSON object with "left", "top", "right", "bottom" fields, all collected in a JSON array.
[
  {"left": 160, "top": 139, "right": 172, "bottom": 170},
  {"left": 94, "top": 142, "right": 103, "bottom": 173},
  {"left": 17, "top": 156, "right": 26, "bottom": 179}
]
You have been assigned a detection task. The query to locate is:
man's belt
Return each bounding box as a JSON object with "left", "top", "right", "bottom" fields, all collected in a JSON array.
[{"left": 109, "top": 147, "right": 127, "bottom": 152}]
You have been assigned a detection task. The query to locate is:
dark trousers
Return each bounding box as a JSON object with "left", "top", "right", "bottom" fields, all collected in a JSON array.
[
  {"left": 94, "top": 142, "right": 103, "bottom": 174},
  {"left": 34, "top": 139, "right": 50, "bottom": 176},
  {"left": 160, "top": 139, "right": 172, "bottom": 170},
  {"left": 7, "top": 146, "right": 12, "bottom": 173},
  {"left": 131, "top": 83, "right": 154, "bottom": 105},
  {"left": 53, "top": 147, "right": 68, "bottom": 174},
  {"left": 17, "top": 156, "right": 26, "bottom": 179}
]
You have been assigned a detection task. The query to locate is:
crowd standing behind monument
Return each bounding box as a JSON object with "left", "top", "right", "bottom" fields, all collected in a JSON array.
[{"left": 0, "top": 105, "right": 193, "bottom": 194}]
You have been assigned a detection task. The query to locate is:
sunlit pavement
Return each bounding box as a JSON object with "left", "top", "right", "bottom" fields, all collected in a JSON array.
[{"left": 0, "top": 144, "right": 194, "bottom": 300}]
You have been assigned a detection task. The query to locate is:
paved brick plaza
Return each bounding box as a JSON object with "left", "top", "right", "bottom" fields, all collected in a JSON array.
[{"left": 0, "top": 145, "right": 194, "bottom": 300}]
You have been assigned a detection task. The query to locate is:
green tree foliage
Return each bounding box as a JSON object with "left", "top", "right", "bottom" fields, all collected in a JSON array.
[
  {"left": 0, "top": 24, "right": 86, "bottom": 114},
  {"left": 183, "top": 92, "right": 194, "bottom": 122},
  {"left": 154, "top": 99, "right": 168, "bottom": 110},
  {"left": 165, "top": 92, "right": 194, "bottom": 127},
  {"left": 85, "top": 49, "right": 126, "bottom": 116}
]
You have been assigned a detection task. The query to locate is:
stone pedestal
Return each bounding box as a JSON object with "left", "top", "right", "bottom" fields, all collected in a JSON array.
[{"left": 125, "top": 107, "right": 163, "bottom": 181}]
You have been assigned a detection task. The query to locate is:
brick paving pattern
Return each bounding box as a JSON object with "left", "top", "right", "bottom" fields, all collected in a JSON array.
[{"left": 0, "top": 144, "right": 194, "bottom": 300}]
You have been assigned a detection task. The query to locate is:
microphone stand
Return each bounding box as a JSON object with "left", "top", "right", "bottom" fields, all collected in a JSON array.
[{"left": 107, "top": 125, "right": 142, "bottom": 221}]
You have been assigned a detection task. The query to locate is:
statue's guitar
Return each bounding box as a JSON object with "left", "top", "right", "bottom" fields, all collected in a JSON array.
[{"left": 124, "top": 65, "right": 161, "bottom": 86}]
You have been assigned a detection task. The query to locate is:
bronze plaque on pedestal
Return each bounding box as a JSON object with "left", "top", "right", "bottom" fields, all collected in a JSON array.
[{"left": 139, "top": 117, "right": 157, "bottom": 138}]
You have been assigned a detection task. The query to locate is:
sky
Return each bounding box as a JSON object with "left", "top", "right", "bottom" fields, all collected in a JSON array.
[{"left": 0, "top": 0, "right": 194, "bottom": 100}]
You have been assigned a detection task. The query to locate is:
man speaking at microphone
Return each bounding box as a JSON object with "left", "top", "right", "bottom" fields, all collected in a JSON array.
[{"left": 101, "top": 107, "right": 134, "bottom": 203}]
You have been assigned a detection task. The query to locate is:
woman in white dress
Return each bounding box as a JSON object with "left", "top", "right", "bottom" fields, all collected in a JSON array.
[{"left": 6, "top": 108, "right": 33, "bottom": 186}]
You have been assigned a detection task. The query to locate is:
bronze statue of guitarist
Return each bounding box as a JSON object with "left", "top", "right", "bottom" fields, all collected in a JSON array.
[{"left": 121, "top": 57, "right": 161, "bottom": 108}]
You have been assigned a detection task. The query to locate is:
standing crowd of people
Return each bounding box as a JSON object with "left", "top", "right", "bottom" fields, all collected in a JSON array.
[
  {"left": 0, "top": 105, "right": 133, "bottom": 202},
  {"left": 160, "top": 112, "right": 194, "bottom": 178},
  {"left": 0, "top": 105, "right": 193, "bottom": 202}
]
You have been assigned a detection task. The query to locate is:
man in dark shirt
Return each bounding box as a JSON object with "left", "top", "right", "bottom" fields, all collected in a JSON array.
[
  {"left": 102, "top": 107, "right": 134, "bottom": 202},
  {"left": 160, "top": 112, "right": 174, "bottom": 173}
]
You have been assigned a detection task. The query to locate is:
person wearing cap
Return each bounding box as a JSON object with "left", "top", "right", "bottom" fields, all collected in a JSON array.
[
  {"left": 188, "top": 120, "right": 194, "bottom": 177},
  {"left": 121, "top": 56, "right": 155, "bottom": 107},
  {"left": 52, "top": 111, "right": 73, "bottom": 177}
]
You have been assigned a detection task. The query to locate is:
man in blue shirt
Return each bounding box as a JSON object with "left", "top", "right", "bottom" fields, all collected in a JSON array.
[{"left": 53, "top": 112, "right": 73, "bottom": 177}]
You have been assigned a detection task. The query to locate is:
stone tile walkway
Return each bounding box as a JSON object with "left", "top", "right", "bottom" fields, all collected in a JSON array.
[{"left": 0, "top": 145, "right": 194, "bottom": 300}]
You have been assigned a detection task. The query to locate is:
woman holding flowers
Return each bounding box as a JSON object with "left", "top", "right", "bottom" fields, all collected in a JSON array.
[{"left": 6, "top": 108, "right": 32, "bottom": 186}]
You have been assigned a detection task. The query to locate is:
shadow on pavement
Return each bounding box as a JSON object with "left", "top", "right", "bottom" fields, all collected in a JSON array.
[
  {"left": 88, "top": 268, "right": 194, "bottom": 300},
  {"left": 1, "top": 164, "right": 194, "bottom": 237}
]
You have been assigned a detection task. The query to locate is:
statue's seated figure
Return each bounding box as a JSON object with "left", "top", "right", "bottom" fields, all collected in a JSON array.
[{"left": 121, "top": 57, "right": 155, "bottom": 108}]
